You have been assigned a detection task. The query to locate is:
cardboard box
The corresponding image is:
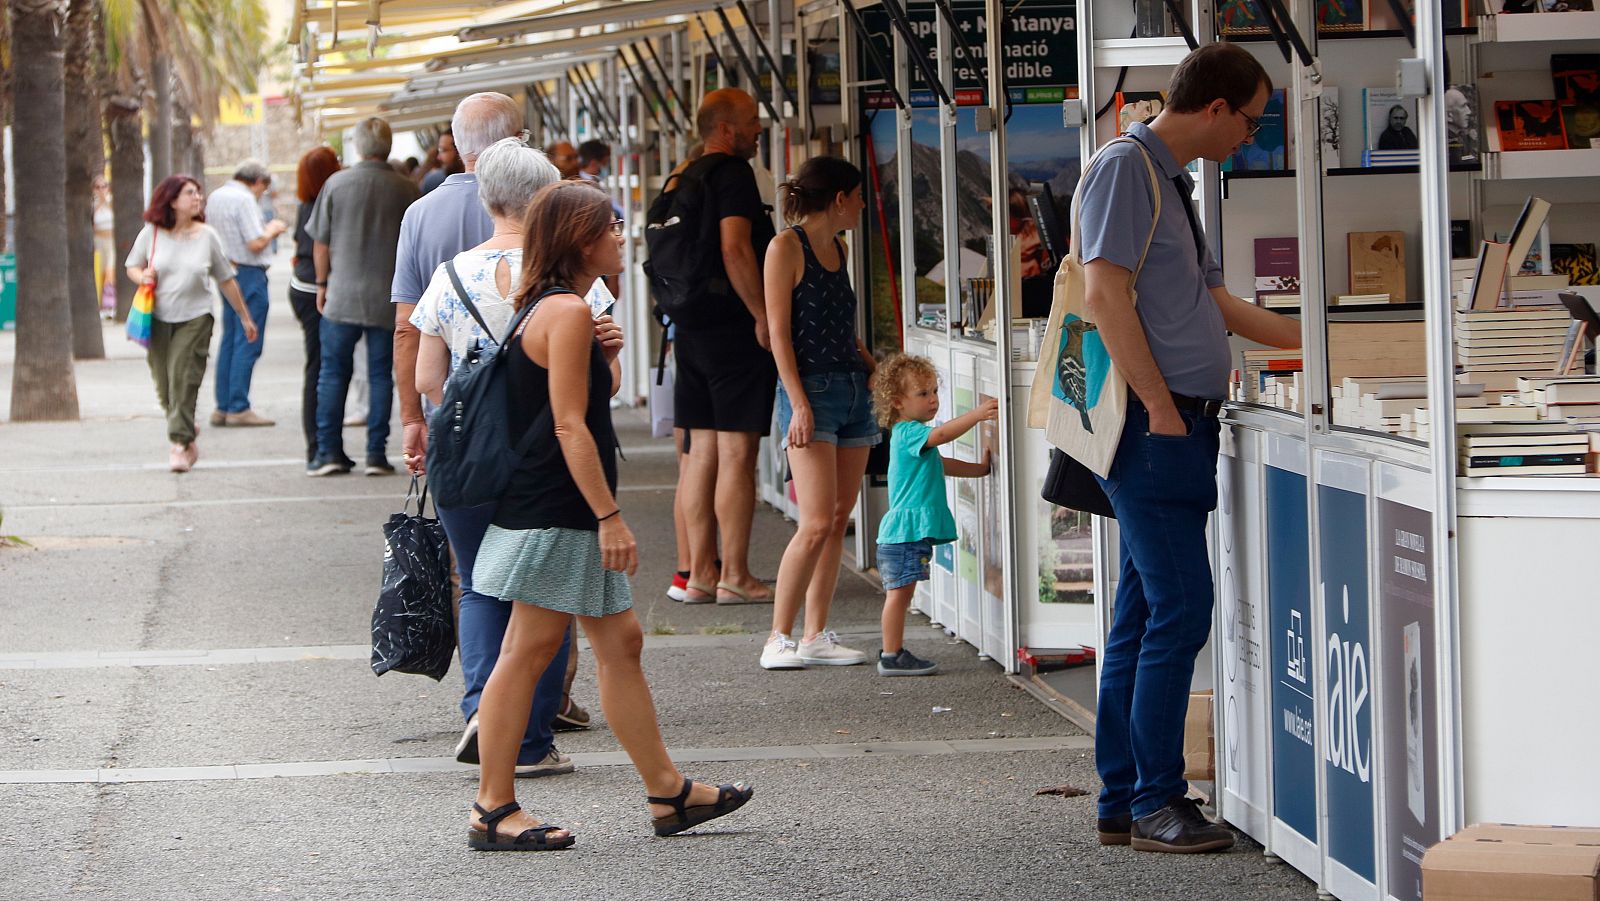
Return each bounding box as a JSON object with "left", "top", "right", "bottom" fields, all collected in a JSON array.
[
  {"left": 1182, "top": 690, "right": 1213, "bottom": 782},
  {"left": 1422, "top": 823, "right": 1600, "bottom": 901}
]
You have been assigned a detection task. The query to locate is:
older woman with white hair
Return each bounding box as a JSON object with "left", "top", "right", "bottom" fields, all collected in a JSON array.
[{"left": 411, "top": 136, "right": 583, "bottom": 778}]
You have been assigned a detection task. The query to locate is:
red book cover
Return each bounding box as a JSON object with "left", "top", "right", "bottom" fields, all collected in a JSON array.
[{"left": 1494, "top": 100, "right": 1569, "bottom": 151}]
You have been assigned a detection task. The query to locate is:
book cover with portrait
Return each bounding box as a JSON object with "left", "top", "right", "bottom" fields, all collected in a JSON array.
[
  {"left": 1445, "top": 84, "right": 1480, "bottom": 165},
  {"left": 1364, "top": 88, "right": 1420, "bottom": 152},
  {"left": 1316, "top": 0, "right": 1363, "bottom": 32}
]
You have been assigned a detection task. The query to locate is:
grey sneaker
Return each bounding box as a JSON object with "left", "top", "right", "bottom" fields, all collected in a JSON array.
[
  {"left": 797, "top": 630, "right": 868, "bottom": 666},
  {"left": 454, "top": 713, "right": 480, "bottom": 765},
  {"left": 515, "top": 747, "right": 575, "bottom": 779},
  {"left": 877, "top": 648, "right": 939, "bottom": 676}
]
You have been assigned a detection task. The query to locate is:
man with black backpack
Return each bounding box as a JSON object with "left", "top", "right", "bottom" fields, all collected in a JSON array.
[{"left": 645, "top": 88, "right": 777, "bottom": 604}]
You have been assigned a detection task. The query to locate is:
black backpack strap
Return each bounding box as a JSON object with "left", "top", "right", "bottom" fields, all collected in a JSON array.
[
  {"left": 655, "top": 322, "right": 670, "bottom": 384},
  {"left": 444, "top": 259, "right": 499, "bottom": 344}
]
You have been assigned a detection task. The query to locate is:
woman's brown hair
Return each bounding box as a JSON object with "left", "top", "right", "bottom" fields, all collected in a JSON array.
[
  {"left": 513, "top": 180, "right": 614, "bottom": 309},
  {"left": 296, "top": 146, "right": 341, "bottom": 203},
  {"left": 143, "top": 175, "right": 205, "bottom": 229}
]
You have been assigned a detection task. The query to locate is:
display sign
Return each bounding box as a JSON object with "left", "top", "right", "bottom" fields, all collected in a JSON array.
[
  {"left": 860, "top": 0, "right": 1077, "bottom": 107},
  {"left": 1218, "top": 461, "right": 1270, "bottom": 811},
  {"left": 1266, "top": 465, "right": 1317, "bottom": 842},
  {"left": 1318, "top": 484, "right": 1376, "bottom": 883},
  {"left": 1377, "top": 499, "right": 1440, "bottom": 901}
]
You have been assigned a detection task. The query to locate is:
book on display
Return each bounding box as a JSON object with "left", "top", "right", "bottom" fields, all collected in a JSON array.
[{"left": 1348, "top": 231, "right": 1408, "bottom": 300}]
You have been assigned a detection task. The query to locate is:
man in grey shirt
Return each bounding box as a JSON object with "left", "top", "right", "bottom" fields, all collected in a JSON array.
[
  {"left": 206, "top": 159, "right": 287, "bottom": 427},
  {"left": 307, "top": 116, "right": 419, "bottom": 476},
  {"left": 1077, "top": 44, "right": 1300, "bottom": 854}
]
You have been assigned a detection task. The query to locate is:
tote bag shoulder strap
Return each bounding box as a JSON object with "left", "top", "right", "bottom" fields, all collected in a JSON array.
[{"left": 1068, "top": 137, "right": 1163, "bottom": 287}]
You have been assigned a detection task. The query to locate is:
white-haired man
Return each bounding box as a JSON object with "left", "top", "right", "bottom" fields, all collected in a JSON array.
[
  {"left": 306, "top": 116, "right": 419, "bottom": 476},
  {"left": 207, "top": 158, "right": 289, "bottom": 427},
  {"left": 389, "top": 92, "right": 585, "bottom": 778}
]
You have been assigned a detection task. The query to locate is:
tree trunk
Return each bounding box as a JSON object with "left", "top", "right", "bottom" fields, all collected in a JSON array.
[
  {"left": 0, "top": 5, "right": 11, "bottom": 256},
  {"left": 107, "top": 100, "right": 144, "bottom": 323},
  {"left": 9, "top": 0, "right": 81, "bottom": 421},
  {"left": 172, "top": 96, "right": 194, "bottom": 177},
  {"left": 64, "top": 0, "right": 106, "bottom": 360},
  {"left": 149, "top": 52, "right": 172, "bottom": 183}
]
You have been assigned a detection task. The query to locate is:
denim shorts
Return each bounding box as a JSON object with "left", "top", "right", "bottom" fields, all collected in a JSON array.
[
  {"left": 877, "top": 539, "right": 934, "bottom": 590},
  {"left": 776, "top": 369, "right": 882, "bottom": 449}
]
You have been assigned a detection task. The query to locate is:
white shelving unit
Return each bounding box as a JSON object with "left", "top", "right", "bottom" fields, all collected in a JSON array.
[{"left": 1485, "top": 9, "right": 1600, "bottom": 43}]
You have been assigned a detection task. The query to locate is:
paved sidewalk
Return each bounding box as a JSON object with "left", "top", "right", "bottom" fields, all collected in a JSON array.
[{"left": 0, "top": 262, "right": 1317, "bottom": 899}]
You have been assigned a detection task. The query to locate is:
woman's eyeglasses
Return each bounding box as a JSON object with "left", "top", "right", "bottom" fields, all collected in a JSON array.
[{"left": 609, "top": 219, "right": 625, "bottom": 237}]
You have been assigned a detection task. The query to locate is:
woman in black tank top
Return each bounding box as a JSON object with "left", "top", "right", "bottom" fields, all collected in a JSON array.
[
  {"left": 464, "top": 182, "right": 753, "bottom": 852},
  {"left": 761, "top": 157, "right": 884, "bottom": 671}
]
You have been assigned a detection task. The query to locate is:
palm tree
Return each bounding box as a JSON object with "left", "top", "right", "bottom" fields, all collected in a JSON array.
[
  {"left": 66, "top": 0, "right": 107, "bottom": 360},
  {"left": 9, "top": 0, "right": 82, "bottom": 421}
]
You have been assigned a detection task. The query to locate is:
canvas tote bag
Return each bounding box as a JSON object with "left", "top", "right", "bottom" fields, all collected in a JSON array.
[{"left": 1027, "top": 138, "right": 1163, "bottom": 478}]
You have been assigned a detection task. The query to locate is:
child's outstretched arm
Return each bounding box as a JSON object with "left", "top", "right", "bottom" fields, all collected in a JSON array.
[
  {"left": 923, "top": 397, "right": 999, "bottom": 449},
  {"left": 942, "top": 450, "right": 992, "bottom": 478}
]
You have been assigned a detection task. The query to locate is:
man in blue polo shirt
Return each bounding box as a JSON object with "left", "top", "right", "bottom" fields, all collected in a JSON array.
[{"left": 1078, "top": 43, "right": 1301, "bottom": 853}]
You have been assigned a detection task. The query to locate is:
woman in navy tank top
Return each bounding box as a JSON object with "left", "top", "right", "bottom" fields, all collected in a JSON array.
[
  {"left": 760, "top": 157, "right": 883, "bottom": 671},
  {"left": 465, "top": 181, "right": 753, "bottom": 851}
]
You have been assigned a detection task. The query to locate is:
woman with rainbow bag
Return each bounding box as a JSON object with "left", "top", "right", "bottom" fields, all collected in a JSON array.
[{"left": 124, "top": 175, "right": 259, "bottom": 472}]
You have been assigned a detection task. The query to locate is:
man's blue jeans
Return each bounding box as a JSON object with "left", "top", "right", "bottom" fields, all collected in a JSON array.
[
  {"left": 315, "top": 319, "right": 393, "bottom": 460},
  {"left": 438, "top": 502, "right": 569, "bottom": 765},
  {"left": 215, "top": 264, "right": 270, "bottom": 414},
  {"left": 1094, "top": 400, "right": 1221, "bottom": 820}
]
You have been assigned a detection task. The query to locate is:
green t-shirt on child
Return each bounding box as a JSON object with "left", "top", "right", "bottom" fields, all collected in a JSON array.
[{"left": 876, "top": 420, "right": 958, "bottom": 545}]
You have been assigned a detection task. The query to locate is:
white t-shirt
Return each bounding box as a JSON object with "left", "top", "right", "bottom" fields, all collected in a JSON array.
[
  {"left": 410, "top": 248, "right": 523, "bottom": 370},
  {"left": 124, "top": 224, "right": 237, "bottom": 323}
]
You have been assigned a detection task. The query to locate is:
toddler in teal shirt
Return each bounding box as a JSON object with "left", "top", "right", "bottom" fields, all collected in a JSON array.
[{"left": 871, "top": 354, "right": 998, "bottom": 676}]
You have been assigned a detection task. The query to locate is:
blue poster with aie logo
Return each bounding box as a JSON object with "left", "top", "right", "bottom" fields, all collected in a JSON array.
[
  {"left": 1265, "top": 466, "right": 1316, "bottom": 842},
  {"left": 1318, "top": 483, "right": 1375, "bottom": 882}
]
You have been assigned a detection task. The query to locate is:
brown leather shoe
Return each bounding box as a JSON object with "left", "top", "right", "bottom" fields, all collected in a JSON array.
[
  {"left": 209, "top": 409, "right": 227, "bottom": 427},
  {"left": 226, "top": 409, "right": 275, "bottom": 427}
]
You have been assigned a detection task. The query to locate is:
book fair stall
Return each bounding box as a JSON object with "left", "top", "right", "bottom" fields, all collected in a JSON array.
[{"left": 289, "top": 0, "right": 1600, "bottom": 895}]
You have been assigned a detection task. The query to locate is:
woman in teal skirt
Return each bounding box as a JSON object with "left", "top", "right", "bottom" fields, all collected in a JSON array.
[{"left": 464, "top": 180, "right": 754, "bottom": 851}]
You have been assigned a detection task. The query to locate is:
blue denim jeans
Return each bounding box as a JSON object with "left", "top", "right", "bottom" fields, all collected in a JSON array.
[
  {"left": 315, "top": 319, "right": 394, "bottom": 460},
  {"left": 1094, "top": 400, "right": 1221, "bottom": 820},
  {"left": 214, "top": 265, "right": 270, "bottom": 414},
  {"left": 438, "top": 502, "right": 570, "bottom": 765}
]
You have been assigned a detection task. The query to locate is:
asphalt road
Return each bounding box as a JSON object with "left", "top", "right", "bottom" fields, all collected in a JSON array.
[{"left": 0, "top": 260, "right": 1319, "bottom": 900}]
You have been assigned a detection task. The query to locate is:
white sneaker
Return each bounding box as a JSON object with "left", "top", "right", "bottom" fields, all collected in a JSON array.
[
  {"left": 760, "top": 632, "right": 805, "bottom": 670},
  {"left": 797, "top": 631, "right": 869, "bottom": 666}
]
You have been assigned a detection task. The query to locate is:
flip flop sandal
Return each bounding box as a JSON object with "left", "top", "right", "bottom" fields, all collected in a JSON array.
[
  {"left": 552, "top": 698, "right": 591, "bottom": 731},
  {"left": 682, "top": 580, "right": 718, "bottom": 605},
  {"left": 467, "top": 801, "right": 575, "bottom": 852},
  {"left": 714, "top": 581, "right": 773, "bottom": 605},
  {"left": 648, "top": 777, "right": 755, "bottom": 837}
]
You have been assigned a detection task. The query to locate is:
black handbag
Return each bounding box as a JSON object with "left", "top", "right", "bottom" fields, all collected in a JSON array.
[
  {"left": 1041, "top": 448, "right": 1116, "bottom": 519},
  {"left": 371, "top": 476, "right": 456, "bottom": 681}
]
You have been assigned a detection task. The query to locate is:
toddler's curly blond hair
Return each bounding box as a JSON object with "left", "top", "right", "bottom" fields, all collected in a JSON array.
[{"left": 873, "top": 354, "right": 939, "bottom": 428}]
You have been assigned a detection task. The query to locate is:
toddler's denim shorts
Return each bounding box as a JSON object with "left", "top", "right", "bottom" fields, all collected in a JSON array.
[
  {"left": 877, "top": 539, "right": 934, "bottom": 590},
  {"left": 777, "top": 369, "right": 881, "bottom": 449}
]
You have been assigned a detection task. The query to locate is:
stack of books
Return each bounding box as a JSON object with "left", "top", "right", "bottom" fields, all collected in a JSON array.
[
  {"left": 1454, "top": 308, "right": 1573, "bottom": 391},
  {"left": 1362, "top": 149, "right": 1420, "bottom": 167},
  {"left": 1457, "top": 420, "right": 1590, "bottom": 477},
  {"left": 1239, "top": 348, "right": 1304, "bottom": 404},
  {"left": 1259, "top": 372, "right": 1304, "bottom": 413},
  {"left": 1518, "top": 375, "right": 1600, "bottom": 424}
]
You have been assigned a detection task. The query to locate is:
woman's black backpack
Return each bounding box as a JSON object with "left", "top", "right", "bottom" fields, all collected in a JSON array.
[{"left": 424, "top": 269, "right": 569, "bottom": 509}]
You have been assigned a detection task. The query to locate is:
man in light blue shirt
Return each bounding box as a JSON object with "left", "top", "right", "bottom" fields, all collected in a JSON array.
[
  {"left": 1077, "top": 43, "right": 1301, "bottom": 854},
  {"left": 207, "top": 159, "right": 287, "bottom": 427}
]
